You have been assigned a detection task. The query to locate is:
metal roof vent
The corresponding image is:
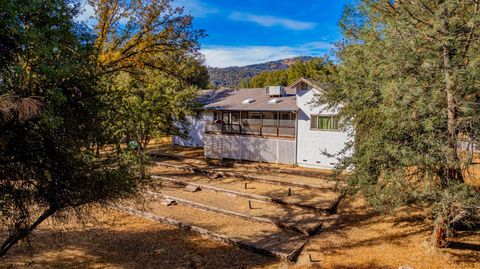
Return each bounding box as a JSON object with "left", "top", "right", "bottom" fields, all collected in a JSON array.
[
  {"left": 268, "top": 98, "right": 281, "bottom": 104},
  {"left": 242, "top": 98, "right": 255, "bottom": 104}
]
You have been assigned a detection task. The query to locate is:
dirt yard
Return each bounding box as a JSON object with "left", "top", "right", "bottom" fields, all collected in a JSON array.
[
  {"left": 1, "top": 198, "right": 479, "bottom": 269},
  {"left": 1, "top": 143, "right": 479, "bottom": 268}
]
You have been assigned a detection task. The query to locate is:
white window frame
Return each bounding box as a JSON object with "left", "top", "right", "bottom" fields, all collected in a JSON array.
[{"left": 310, "top": 114, "right": 340, "bottom": 131}]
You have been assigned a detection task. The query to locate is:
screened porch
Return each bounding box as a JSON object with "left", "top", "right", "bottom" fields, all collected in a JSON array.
[{"left": 205, "top": 110, "right": 296, "bottom": 138}]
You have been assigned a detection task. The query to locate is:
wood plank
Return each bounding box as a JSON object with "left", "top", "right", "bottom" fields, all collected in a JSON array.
[
  {"left": 146, "top": 191, "right": 322, "bottom": 235},
  {"left": 155, "top": 161, "right": 340, "bottom": 191},
  {"left": 153, "top": 175, "right": 335, "bottom": 212},
  {"left": 113, "top": 205, "right": 307, "bottom": 261}
]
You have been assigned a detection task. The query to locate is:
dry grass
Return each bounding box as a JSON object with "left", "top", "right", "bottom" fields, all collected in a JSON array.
[
  {"left": 464, "top": 154, "right": 480, "bottom": 187},
  {"left": 0, "top": 208, "right": 277, "bottom": 269},
  {"left": 1, "top": 141, "right": 478, "bottom": 268},
  {"left": 294, "top": 197, "right": 480, "bottom": 269},
  {"left": 1, "top": 201, "right": 478, "bottom": 268}
]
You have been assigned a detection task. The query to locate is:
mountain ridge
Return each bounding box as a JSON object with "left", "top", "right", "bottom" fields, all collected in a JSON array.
[{"left": 207, "top": 56, "right": 314, "bottom": 88}]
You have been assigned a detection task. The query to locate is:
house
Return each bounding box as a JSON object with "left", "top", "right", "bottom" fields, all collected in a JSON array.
[{"left": 173, "top": 78, "right": 351, "bottom": 169}]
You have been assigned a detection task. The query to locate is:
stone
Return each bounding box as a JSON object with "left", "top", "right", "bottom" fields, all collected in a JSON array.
[
  {"left": 160, "top": 198, "right": 177, "bottom": 206},
  {"left": 184, "top": 185, "right": 201, "bottom": 192}
]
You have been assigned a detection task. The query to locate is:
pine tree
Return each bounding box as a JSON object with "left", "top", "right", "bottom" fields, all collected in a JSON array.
[{"left": 323, "top": 0, "right": 480, "bottom": 247}]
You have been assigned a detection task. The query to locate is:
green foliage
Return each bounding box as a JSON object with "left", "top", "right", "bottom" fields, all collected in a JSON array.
[
  {"left": 245, "top": 57, "right": 337, "bottom": 88},
  {"left": 323, "top": 0, "right": 480, "bottom": 246},
  {"left": 0, "top": 0, "right": 206, "bottom": 258},
  {"left": 100, "top": 70, "right": 199, "bottom": 150},
  {"left": 208, "top": 56, "right": 314, "bottom": 88}
]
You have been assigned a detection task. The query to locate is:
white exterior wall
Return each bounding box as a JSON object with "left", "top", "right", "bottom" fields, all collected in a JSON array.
[
  {"left": 296, "top": 86, "right": 350, "bottom": 169},
  {"left": 172, "top": 111, "right": 212, "bottom": 147},
  {"left": 204, "top": 133, "right": 296, "bottom": 165}
]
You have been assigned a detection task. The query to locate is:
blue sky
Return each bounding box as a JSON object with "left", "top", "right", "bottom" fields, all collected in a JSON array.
[
  {"left": 177, "top": 0, "right": 349, "bottom": 67},
  {"left": 79, "top": 0, "right": 349, "bottom": 67}
]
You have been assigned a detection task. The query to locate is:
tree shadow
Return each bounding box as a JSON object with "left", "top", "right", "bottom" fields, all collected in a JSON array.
[
  {"left": 1, "top": 214, "right": 276, "bottom": 269},
  {"left": 448, "top": 241, "right": 480, "bottom": 251}
]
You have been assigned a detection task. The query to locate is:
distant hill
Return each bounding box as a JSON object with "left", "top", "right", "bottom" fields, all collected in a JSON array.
[{"left": 207, "top": 56, "right": 314, "bottom": 88}]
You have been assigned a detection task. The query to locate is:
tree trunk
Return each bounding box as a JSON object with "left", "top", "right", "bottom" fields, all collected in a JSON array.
[
  {"left": 0, "top": 207, "right": 56, "bottom": 258},
  {"left": 431, "top": 215, "right": 449, "bottom": 248},
  {"left": 441, "top": 17, "right": 464, "bottom": 187}
]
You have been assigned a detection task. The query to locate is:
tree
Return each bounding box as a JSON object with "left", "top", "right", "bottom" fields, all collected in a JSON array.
[
  {"left": 0, "top": 0, "right": 144, "bottom": 258},
  {"left": 99, "top": 70, "right": 200, "bottom": 154},
  {"left": 322, "top": 0, "right": 480, "bottom": 247},
  {"left": 90, "top": 0, "right": 208, "bottom": 154},
  {"left": 0, "top": 0, "right": 206, "bottom": 258},
  {"left": 246, "top": 57, "right": 337, "bottom": 88},
  {"left": 89, "top": 0, "right": 205, "bottom": 76}
]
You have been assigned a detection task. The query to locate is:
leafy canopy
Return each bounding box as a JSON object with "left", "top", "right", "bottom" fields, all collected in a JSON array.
[
  {"left": 240, "top": 57, "right": 337, "bottom": 88},
  {"left": 0, "top": 0, "right": 206, "bottom": 258}
]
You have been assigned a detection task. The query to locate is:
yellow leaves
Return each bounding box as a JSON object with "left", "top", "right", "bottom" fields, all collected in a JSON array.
[{"left": 89, "top": 0, "right": 203, "bottom": 76}]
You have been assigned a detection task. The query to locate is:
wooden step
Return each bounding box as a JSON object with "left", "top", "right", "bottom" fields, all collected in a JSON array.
[
  {"left": 147, "top": 189, "right": 324, "bottom": 235},
  {"left": 152, "top": 175, "right": 342, "bottom": 213},
  {"left": 115, "top": 199, "right": 308, "bottom": 261},
  {"left": 155, "top": 161, "right": 341, "bottom": 190}
]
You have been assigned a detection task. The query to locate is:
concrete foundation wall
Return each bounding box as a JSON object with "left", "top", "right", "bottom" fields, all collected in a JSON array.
[{"left": 204, "top": 133, "right": 296, "bottom": 165}]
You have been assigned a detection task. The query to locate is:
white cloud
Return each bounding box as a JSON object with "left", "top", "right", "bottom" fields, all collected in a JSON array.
[
  {"left": 175, "top": 0, "right": 218, "bottom": 18},
  {"left": 202, "top": 42, "right": 332, "bottom": 68},
  {"left": 75, "top": 1, "right": 96, "bottom": 26},
  {"left": 229, "top": 12, "right": 316, "bottom": 30}
]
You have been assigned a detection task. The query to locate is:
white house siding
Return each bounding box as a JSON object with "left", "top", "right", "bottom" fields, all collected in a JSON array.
[
  {"left": 204, "top": 133, "right": 296, "bottom": 165},
  {"left": 295, "top": 86, "right": 350, "bottom": 169},
  {"left": 172, "top": 111, "right": 212, "bottom": 147}
]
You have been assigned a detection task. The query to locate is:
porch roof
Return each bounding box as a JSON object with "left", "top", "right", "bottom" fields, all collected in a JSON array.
[{"left": 197, "top": 88, "right": 297, "bottom": 112}]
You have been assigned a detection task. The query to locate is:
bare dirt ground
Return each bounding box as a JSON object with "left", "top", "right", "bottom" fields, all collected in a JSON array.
[
  {"left": 2, "top": 200, "right": 478, "bottom": 269},
  {"left": 1, "top": 142, "right": 479, "bottom": 268},
  {"left": 0, "top": 208, "right": 277, "bottom": 269}
]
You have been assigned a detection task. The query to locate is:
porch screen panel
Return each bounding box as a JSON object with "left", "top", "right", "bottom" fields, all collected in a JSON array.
[{"left": 262, "top": 112, "right": 277, "bottom": 126}]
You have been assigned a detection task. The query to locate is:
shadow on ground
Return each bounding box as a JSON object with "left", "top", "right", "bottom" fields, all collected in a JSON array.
[{"left": 1, "top": 210, "right": 277, "bottom": 269}]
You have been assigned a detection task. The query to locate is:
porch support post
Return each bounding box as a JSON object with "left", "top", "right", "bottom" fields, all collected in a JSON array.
[{"left": 277, "top": 111, "right": 280, "bottom": 136}]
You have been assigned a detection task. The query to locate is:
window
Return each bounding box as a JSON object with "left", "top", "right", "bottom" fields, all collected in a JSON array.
[
  {"left": 230, "top": 112, "right": 240, "bottom": 124},
  {"left": 279, "top": 112, "right": 293, "bottom": 120},
  {"left": 241, "top": 112, "right": 261, "bottom": 126},
  {"left": 311, "top": 115, "right": 340, "bottom": 131},
  {"left": 213, "top": 111, "right": 221, "bottom": 121},
  {"left": 222, "top": 111, "right": 229, "bottom": 124}
]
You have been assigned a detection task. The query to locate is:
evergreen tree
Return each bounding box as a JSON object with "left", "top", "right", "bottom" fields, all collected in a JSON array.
[
  {"left": 247, "top": 57, "right": 337, "bottom": 87},
  {"left": 322, "top": 0, "right": 480, "bottom": 247}
]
